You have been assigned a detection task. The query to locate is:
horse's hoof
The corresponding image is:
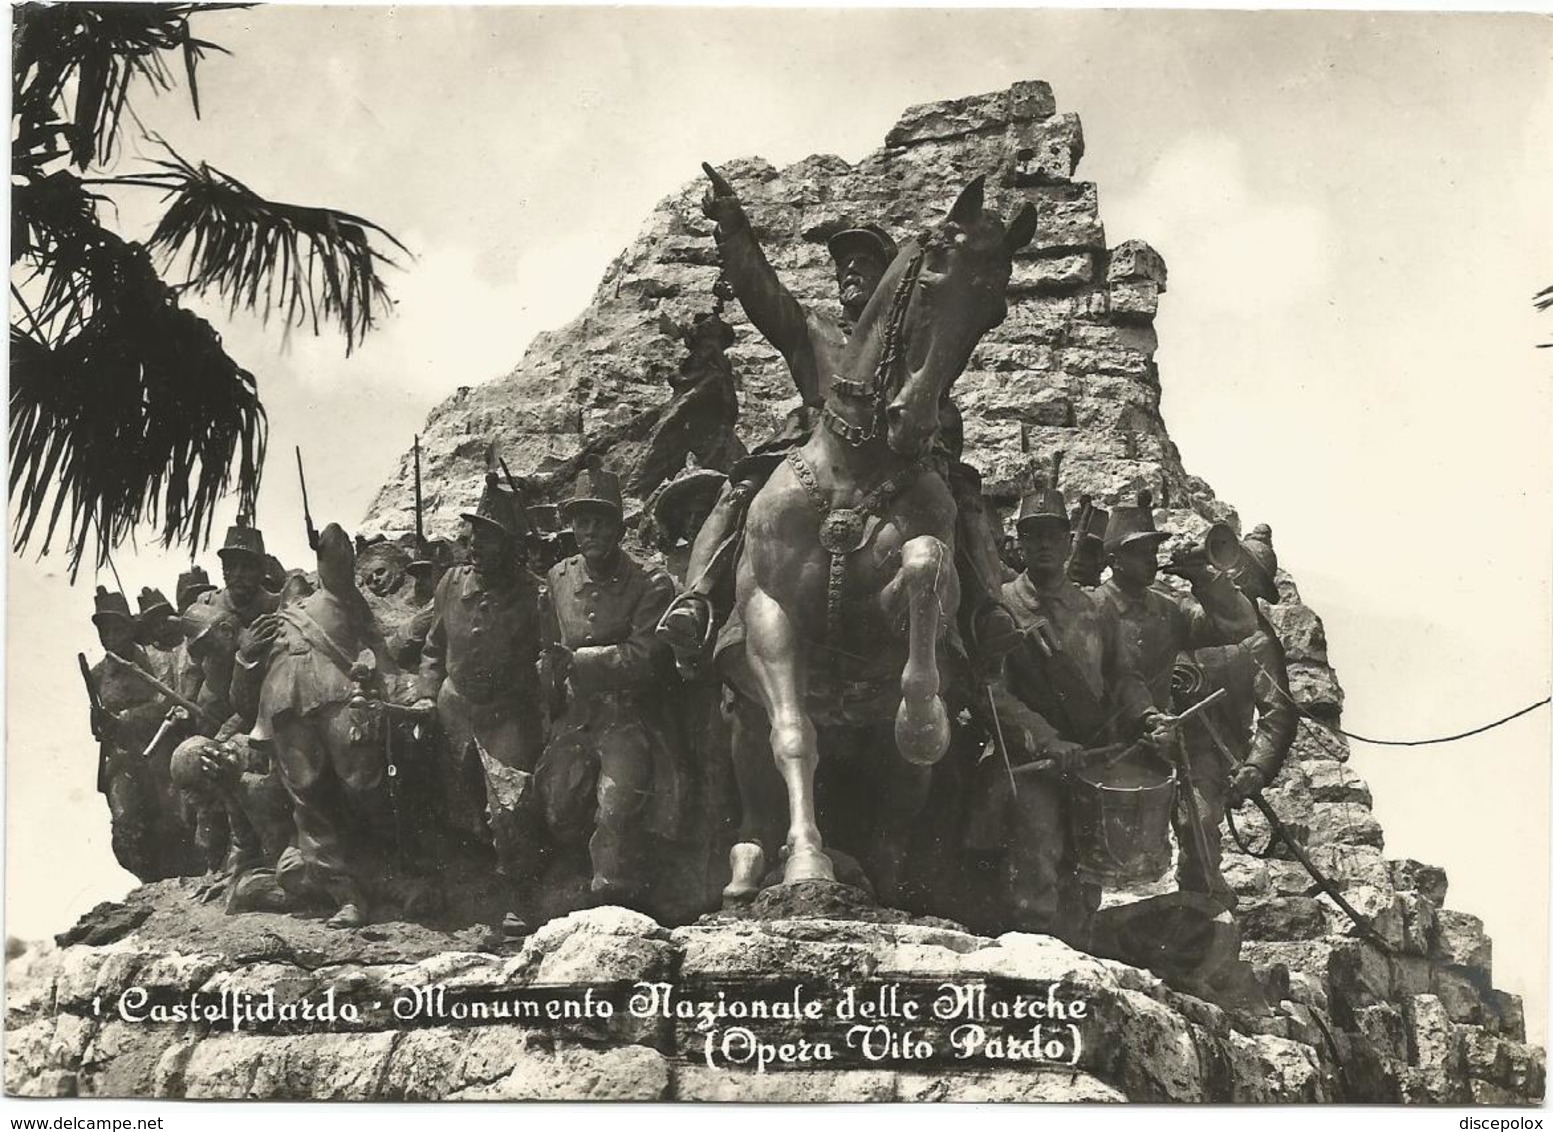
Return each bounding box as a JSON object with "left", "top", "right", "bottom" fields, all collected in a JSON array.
[
  {"left": 782, "top": 848, "right": 836, "bottom": 885},
  {"left": 721, "top": 842, "right": 765, "bottom": 905},
  {"left": 895, "top": 697, "right": 951, "bottom": 766}
]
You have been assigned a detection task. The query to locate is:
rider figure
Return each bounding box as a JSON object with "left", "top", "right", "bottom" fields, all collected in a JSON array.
[{"left": 656, "top": 164, "right": 1019, "bottom": 669}]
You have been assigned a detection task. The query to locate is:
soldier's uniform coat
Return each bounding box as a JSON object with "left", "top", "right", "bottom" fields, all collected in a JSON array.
[
  {"left": 415, "top": 564, "right": 546, "bottom": 874},
  {"left": 536, "top": 551, "right": 680, "bottom": 895}
]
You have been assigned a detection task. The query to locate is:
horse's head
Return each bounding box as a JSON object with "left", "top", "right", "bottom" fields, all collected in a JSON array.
[{"left": 837, "top": 177, "right": 1038, "bottom": 459}]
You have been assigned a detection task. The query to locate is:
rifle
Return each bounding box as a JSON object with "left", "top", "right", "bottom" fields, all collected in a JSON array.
[
  {"left": 412, "top": 434, "right": 426, "bottom": 556},
  {"left": 296, "top": 446, "right": 320, "bottom": 552},
  {"left": 79, "top": 653, "right": 110, "bottom": 794},
  {"left": 1193, "top": 706, "right": 1392, "bottom": 953},
  {"left": 497, "top": 457, "right": 536, "bottom": 549},
  {"left": 103, "top": 651, "right": 220, "bottom": 730}
]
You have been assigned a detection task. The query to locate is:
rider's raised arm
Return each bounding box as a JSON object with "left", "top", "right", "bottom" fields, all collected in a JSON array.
[{"left": 715, "top": 221, "right": 818, "bottom": 391}]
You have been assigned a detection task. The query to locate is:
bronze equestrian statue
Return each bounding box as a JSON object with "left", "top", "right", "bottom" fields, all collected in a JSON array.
[{"left": 717, "top": 176, "right": 1037, "bottom": 901}]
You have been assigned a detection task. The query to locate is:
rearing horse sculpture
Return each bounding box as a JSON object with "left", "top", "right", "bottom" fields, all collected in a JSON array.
[{"left": 719, "top": 176, "right": 1038, "bottom": 899}]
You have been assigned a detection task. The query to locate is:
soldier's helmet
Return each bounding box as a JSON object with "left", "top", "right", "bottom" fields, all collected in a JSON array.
[
  {"left": 1070, "top": 495, "right": 1110, "bottom": 543},
  {"left": 216, "top": 524, "right": 267, "bottom": 566},
  {"left": 136, "top": 587, "right": 175, "bottom": 621},
  {"left": 406, "top": 538, "right": 456, "bottom": 579},
  {"left": 1103, "top": 490, "right": 1170, "bottom": 557},
  {"left": 1234, "top": 523, "right": 1280, "bottom": 605},
  {"left": 652, "top": 454, "right": 726, "bottom": 541},
  {"left": 560, "top": 465, "right": 625, "bottom": 524},
  {"left": 91, "top": 586, "right": 134, "bottom": 628},
  {"left": 461, "top": 473, "right": 531, "bottom": 544},
  {"left": 176, "top": 566, "right": 217, "bottom": 612},
  {"left": 1014, "top": 487, "right": 1070, "bottom": 534}
]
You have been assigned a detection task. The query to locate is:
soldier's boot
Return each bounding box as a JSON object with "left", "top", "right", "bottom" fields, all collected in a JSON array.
[
  {"left": 1173, "top": 799, "right": 1237, "bottom": 910},
  {"left": 588, "top": 755, "right": 651, "bottom": 908},
  {"left": 954, "top": 486, "right": 1022, "bottom": 663},
  {"left": 326, "top": 881, "right": 369, "bottom": 929},
  {"left": 1005, "top": 787, "right": 1071, "bottom": 937},
  {"left": 588, "top": 822, "right": 648, "bottom": 909},
  {"left": 657, "top": 477, "right": 757, "bottom": 667},
  {"left": 480, "top": 762, "right": 545, "bottom": 937}
]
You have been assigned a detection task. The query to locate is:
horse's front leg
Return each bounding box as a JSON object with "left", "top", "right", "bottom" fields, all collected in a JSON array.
[
  {"left": 884, "top": 535, "right": 959, "bottom": 766},
  {"left": 744, "top": 586, "right": 833, "bottom": 884}
]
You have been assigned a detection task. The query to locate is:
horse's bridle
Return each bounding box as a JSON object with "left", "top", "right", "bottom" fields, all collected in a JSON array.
[{"left": 822, "top": 247, "right": 926, "bottom": 447}]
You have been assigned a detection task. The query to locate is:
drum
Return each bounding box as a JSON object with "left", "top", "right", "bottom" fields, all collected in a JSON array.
[{"left": 1069, "top": 749, "right": 1176, "bottom": 883}]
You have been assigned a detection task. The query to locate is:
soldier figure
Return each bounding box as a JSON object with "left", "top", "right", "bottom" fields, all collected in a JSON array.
[
  {"left": 196, "top": 524, "right": 282, "bottom": 630},
  {"left": 175, "top": 566, "right": 217, "bottom": 614},
  {"left": 651, "top": 455, "right": 728, "bottom": 590},
  {"left": 977, "top": 487, "right": 1155, "bottom": 943},
  {"left": 168, "top": 600, "right": 291, "bottom": 893},
  {"left": 413, "top": 479, "right": 546, "bottom": 935},
  {"left": 254, "top": 523, "right": 401, "bottom": 927},
  {"left": 1092, "top": 492, "right": 1258, "bottom": 716},
  {"left": 388, "top": 538, "right": 455, "bottom": 668},
  {"left": 536, "top": 467, "right": 681, "bottom": 907},
  {"left": 88, "top": 588, "right": 189, "bottom": 879},
  {"left": 1091, "top": 491, "right": 1259, "bottom": 905},
  {"left": 656, "top": 164, "right": 1019, "bottom": 668},
  {"left": 1171, "top": 524, "right": 1297, "bottom": 907},
  {"left": 135, "top": 588, "right": 187, "bottom": 657}
]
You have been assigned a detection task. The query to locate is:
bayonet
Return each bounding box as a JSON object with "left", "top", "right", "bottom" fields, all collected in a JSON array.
[
  {"left": 412, "top": 434, "right": 425, "bottom": 555},
  {"left": 296, "top": 446, "right": 319, "bottom": 552}
]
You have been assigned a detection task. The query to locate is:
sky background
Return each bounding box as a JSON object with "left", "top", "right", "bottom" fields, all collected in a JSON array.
[{"left": 6, "top": 7, "right": 1550, "bottom": 1042}]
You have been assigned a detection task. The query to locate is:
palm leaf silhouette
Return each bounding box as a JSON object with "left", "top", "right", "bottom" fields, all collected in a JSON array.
[{"left": 10, "top": 3, "right": 402, "bottom": 575}]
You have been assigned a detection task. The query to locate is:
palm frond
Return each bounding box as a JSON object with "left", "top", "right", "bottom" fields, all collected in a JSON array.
[
  {"left": 141, "top": 144, "right": 409, "bottom": 354},
  {"left": 9, "top": 233, "right": 267, "bottom": 579},
  {"left": 1535, "top": 284, "right": 1553, "bottom": 313},
  {"left": 12, "top": 3, "right": 246, "bottom": 169}
]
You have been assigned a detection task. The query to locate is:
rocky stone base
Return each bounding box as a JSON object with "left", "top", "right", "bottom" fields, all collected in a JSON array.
[{"left": 5, "top": 881, "right": 1542, "bottom": 1103}]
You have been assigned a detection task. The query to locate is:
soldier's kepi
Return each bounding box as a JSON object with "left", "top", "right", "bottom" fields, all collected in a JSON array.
[
  {"left": 535, "top": 465, "right": 681, "bottom": 908},
  {"left": 656, "top": 161, "right": 1020, "bottom": 670}
]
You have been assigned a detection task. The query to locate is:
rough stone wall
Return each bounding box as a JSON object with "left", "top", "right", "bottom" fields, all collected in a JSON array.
[
  {"left": 6, "top": 81, "right": 1540, "bottom": 1104},
  {"left": 361, "top": 79, "right": 1220, "bottom": 537}
]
